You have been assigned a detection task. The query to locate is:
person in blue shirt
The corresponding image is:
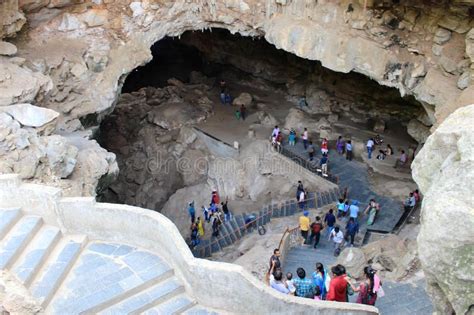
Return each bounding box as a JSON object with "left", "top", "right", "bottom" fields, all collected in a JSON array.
[
  {"left": 346, "top": 140, "right": 353, "bottom": 161},
  {"left": 312, "top": 262, "right": 329, "bottom": 300},
  {"left": 336, "top": 198, "right": 346, "bottom": 218},
  {"left": 345, "top": 218, "right": 359, "bottom": 246},
  {"left": 188, "top": 201, "right": 195, "bottom": 223}
]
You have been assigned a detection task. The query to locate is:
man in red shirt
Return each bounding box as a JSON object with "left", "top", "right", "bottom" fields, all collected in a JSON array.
[{"left": 327, "top": 265, "right": 347, "bottom": 302}]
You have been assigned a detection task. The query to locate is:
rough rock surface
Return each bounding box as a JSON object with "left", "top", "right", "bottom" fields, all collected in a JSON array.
[
  {"left": 1, "top": 103, "right": 59, "bottom": 127},
  {"left": 0, "top": 41, "right": 17, "bottom": 56},
  {"left": 407, "top": 119, "right": 431, "bottom": 144},
  {"left": 412, "top": 104, "right": 474, "bottom": 315}
]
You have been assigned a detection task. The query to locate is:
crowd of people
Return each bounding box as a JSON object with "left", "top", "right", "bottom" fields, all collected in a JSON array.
[
  {"left": 268, "top": 249, "right": 384, "bottom": 306},
  {"left": 188, "top": 189, "right": 232, "bottom": 249}
]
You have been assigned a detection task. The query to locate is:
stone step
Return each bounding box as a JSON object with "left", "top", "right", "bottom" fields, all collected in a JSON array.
[
  {"left": 0, "top": 208, "right": 21, "bottom": 239},
  {"left": 0, "top": 215, "right": 43, "bottom": 269},
  {"left": 100, "top": 276, "right": 183, "bottom": 314},
  {"left": 11, "top": 225, "right": 61, "bottom": 286},
  {"left": 183, "top": 306, "right": 220, "bottom": 315},
  {"left": 30, "top": 235, "right": 87, "bottom": 307},
  {"left": 142, "top": 294, "right": 195, "bottom": 315},
  {"left": 47, "top": 243, "right": 174, "bottom": 314}
]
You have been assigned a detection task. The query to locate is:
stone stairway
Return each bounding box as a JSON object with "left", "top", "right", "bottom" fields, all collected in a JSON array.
[
  {"left": 283, "top": 242, "right": 433, "bottom": 315},
  {"left": 192, "top": 187, "right": 343, "bottom": 258},
  {"left": 281, "top": 141, "right": 405, "bottom": 244},
  {"left": 0, "top": 208, "right": 215, "bottom": 314}
]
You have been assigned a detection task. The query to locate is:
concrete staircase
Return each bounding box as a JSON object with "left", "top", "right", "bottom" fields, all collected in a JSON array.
[{"left": 0, "top": 208, "right": 216, "bottom": 314}]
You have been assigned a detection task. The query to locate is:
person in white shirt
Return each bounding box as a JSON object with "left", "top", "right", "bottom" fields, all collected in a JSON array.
[
  {"left": 272, "top": 125, "right": 280, "bottom": 138},
  {"left": 302, "top": 128, "right": 308, "bottom": 149},
  {"left": 346, "top": 140, "right": 353, "bottom": 161},
  {"left": 329, "top": 226, "right": 345, "bottom": 250},
  {"left": 367, "top": 138, "right": 375, "bottom": 159}
]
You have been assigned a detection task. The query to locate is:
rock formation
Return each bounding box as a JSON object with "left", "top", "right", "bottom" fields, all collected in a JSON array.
[{"left": 412, "top": 104, "right": 474, "bottom": 315}]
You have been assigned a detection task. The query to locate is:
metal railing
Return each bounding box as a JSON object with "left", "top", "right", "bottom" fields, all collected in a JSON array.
[{"left": 278, "top": 145, "right": 339, "bottom": 184}]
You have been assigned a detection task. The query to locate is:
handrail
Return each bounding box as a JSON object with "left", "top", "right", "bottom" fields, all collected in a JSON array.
[
  {"left": 278, "top": 226, "right": 299, "bottom": 251},
  {"left": 193, "top": 190, "right": 336, "bottom": 256}
]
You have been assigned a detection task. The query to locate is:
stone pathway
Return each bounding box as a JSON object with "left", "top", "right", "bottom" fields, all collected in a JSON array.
[
  {"left": 282, "top": 141, "right": 404, "bottom": 237},
  {"left": 283, "top": 240, "right": 433, "bottom": 315}
]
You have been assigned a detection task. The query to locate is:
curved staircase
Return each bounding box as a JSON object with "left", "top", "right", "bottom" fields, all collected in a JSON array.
[{"left": 0, "top": 174, "right": 378, "bottom": 315}]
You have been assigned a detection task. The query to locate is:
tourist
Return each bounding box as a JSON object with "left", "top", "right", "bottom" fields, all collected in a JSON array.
[
  {"left": 327, "top": 265, "right": 347, "bottom": 302},
  {"left": 269, "top": 267, "right": 291, "bottom": 295},
  {"left": 324, "top": 209, "right": 336, "bottom": 238},
  {"left": 224, "top": 91, "right": 232, "bottom": 105},
  {"left": 235, "top": 109, "right": 241, "bottom": 120},
  {"left": 367, "top": 138, "right": 375, "bottom": 159},
  {"left": 345, "top": 140, "right": 353, "bottom": 161},
  {"left": 288, "top": 129, "right": 296, "bottom": 146},
  {"left": 294, "top": 267, "right": 316, "bottom": 298},
  {"left": 336, "top": 136, "right": 345, "bottom": 154},
  {"left": 329, "top": 226, "right": 345, "bottom": 254},
  {"left": 211, "top": 190, "right": 220, "bottom": 205},
  {"left": 240, "top": 104, "right": 246, "bottom": 121},
  {"left": 345, "top": 217, "right": 359, "bottom": 246},
  {"left": 269, "top": 248, "right": 281, "bottom": 273},
  {"left": 299, "top": 210, "right": 310, "bottom": 243},
  {"left": 196, "top": 216, "right": 205, "bottom": 237},
  {"left": 190, "top": 222, "right": 199, "bottom": 248},
  {"left": 209, "top": 202, "right": 218, "bottom": 216},
  {"left": 286, "top": 272, "right": 296, "bottom": 295},
  {"left": 297, "top": 180, "right": 304, "bottom": 192},
  {"left": 298, "top": 189, "right": 306, "bottom": 210},
  {"left": 374, "top": 134, "right": 383, "bottom": 145},
  {"left": 394, "top": 150, "right": 408, "bottom": 168},
  {"left": 309, "top": 216, "right": 323, "bottom": 249},
  {"left": 221, "top": 197, "right": 231, "bottom": 222},
  {"left": 188, "top": 201, "right": 195, "bottom": 223},
  {"left": 211, "top": 212, "right": 221, "bottom": 237},
  {"left": 308, "top": 141, "right": 315, "bottom": 161},
  {"left": 404, "top": 192, "right": 416, "bottom": 212},
  {"left": 320, "top": 153, "right": 328, "bottom": 175},
  {"left": 413, "top": 189, "right": 421, "bottom": 203},
  {"left": 202, "top": 205, "right": 210, "bottom": 223},
  {"left": 312, "top": 262, "right": 329, "bottom": 300},
  {"left": 272, "top": 125, "right": 280, "bottom": 138},
  {"left": 302, "top": 128, "right": 308, "bottom": 149},
  {"left": 336, "top": 198, "right": 346, "bottom": 218},
  {"left": 376, "top": 149, "right": 386, "bottom": 160},
  {"left": 298, "top": 96, "right": 308, "bottom": 109},
  {"left": 344, "top": 200, "right": 350, "bottom": 215},
  {"left": 349, "top": 200, "right": 360, "bottom": 221},
  {"left": 276, "top": 132, "right": 283, "bottom": 152},
  {"left": 219, "top": 79, "right": 227, "bottom": 93},
  {"left": 321, "top": 138, "right": 329, "bottom": 155},
  {"left": 346, "top": 266, "right": 378, "bottom": 306},
  {"left": 364, "top": 199, "right": 380, "bottom": 226},
  {"left": 385, "top": 144, "right": 393, "bottom": 156}
]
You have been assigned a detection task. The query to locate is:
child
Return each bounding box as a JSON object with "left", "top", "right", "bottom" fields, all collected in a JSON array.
[
  {"left": 235, "top": 110, "right": 241, "bottom": 120},
  {"left": 288, "top": 129, "right": 296, "bottom": 146},
  {"left": 336, "top": 198, "right": 346, "bottom": 218},
  {"left": 196, "top": 216, "right": 205, "bottom": 237},
  {"left": 314, "top": 285, "right": 322, "bottom": 300},
  {"left": 286, "top": 272, "right": 296, "bottom": 295}
]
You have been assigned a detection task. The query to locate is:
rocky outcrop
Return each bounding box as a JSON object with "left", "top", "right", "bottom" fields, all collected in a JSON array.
[{"left": 412, "top": 104, "right": 474, "bottom": 315}]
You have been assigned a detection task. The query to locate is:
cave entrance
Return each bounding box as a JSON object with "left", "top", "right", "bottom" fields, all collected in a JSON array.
[{"left": 99, "top": 28, "right": 423, "bottom": 237}]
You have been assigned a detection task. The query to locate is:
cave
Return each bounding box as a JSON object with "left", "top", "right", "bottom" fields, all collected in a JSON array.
[{"left": 99, "top": 28, "right": 423, "bottom": 237}]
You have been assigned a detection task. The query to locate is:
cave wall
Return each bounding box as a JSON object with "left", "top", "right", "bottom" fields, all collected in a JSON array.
[{"left": 0, "top": 1, "right": 473, "bottom": 312}]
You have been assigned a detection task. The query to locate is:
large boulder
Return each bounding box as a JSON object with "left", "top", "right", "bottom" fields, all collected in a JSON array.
[
  {"left": 232, "top": 92, "right": 252, "bottom": 107},
  {"left": 336, "top": 248, "right": 367, "bottom": 279},
  {"left": 407, "top": 119, "right": 431, "bottom": 144},
  {"left": 412, "top": 104, "right": 474, "bottom": 315},
  {"left": 1, "top": 103, "right": 59, "bottom": 128}
]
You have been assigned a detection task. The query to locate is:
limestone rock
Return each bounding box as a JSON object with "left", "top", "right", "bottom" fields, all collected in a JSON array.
[
  {"left": 1, "top": 103, "right": 59, "bottom": 128},
  {"left": 439, "top": 56, "right": 458, "bottom": 74},
  {"left": 433, "top": 28, "right": 451, "bottom": 45},
  {"left": 79, "top": 9, "right": 108, "bottom": 27},
  {"left": 0, "top": 41, "right": 17, "bottom": 56},
  {"left": 432, "top": 44, "right": 443, "bottom": 56},
  {"left": 407, "top": 119, "right": 431, "bottom": 144},
  {"left": 42, "top": 135, "right": 78, "bottom": 178},
  {"left": 0, "top": 62, "right": 53, "bottom": 106},
  {"left": 412, "top": 104, "right": 474, "bottom": 315},
  {"left": 373, "top": 119, "right": 386, "bottom": 133},
  {"left": 336, "top": 248, "right": 367, "bottom": 279},
  {"left": 457, "top": 71, "right": 470, "bottom": 90},
  {"left": 0, "top": 2, "right": 26, "bottom": 38},
  {"left": 232, "top": 92, "right": 252, "bottom": 107},
  {"left": 177, "top": 126, "right": 197, "bottom": 145},
  {"left": 19, "top": 0, "right": 50, "bottom": 12},
  {"left": 256, "top": 111, "right": 278, "bottom": 126}
]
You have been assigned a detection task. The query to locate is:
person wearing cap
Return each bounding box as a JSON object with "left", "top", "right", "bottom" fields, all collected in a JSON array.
[
  {"left": 299, "top": 211, "right": 310, "bottom": 244},
  {"left": 188, "top": 201, "right": 195, "bottom": 223}
]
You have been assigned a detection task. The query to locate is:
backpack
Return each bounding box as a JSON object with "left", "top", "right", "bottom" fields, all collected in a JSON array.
[{"left": 312, "top": 222, "right": 322, "bottom": 233}]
